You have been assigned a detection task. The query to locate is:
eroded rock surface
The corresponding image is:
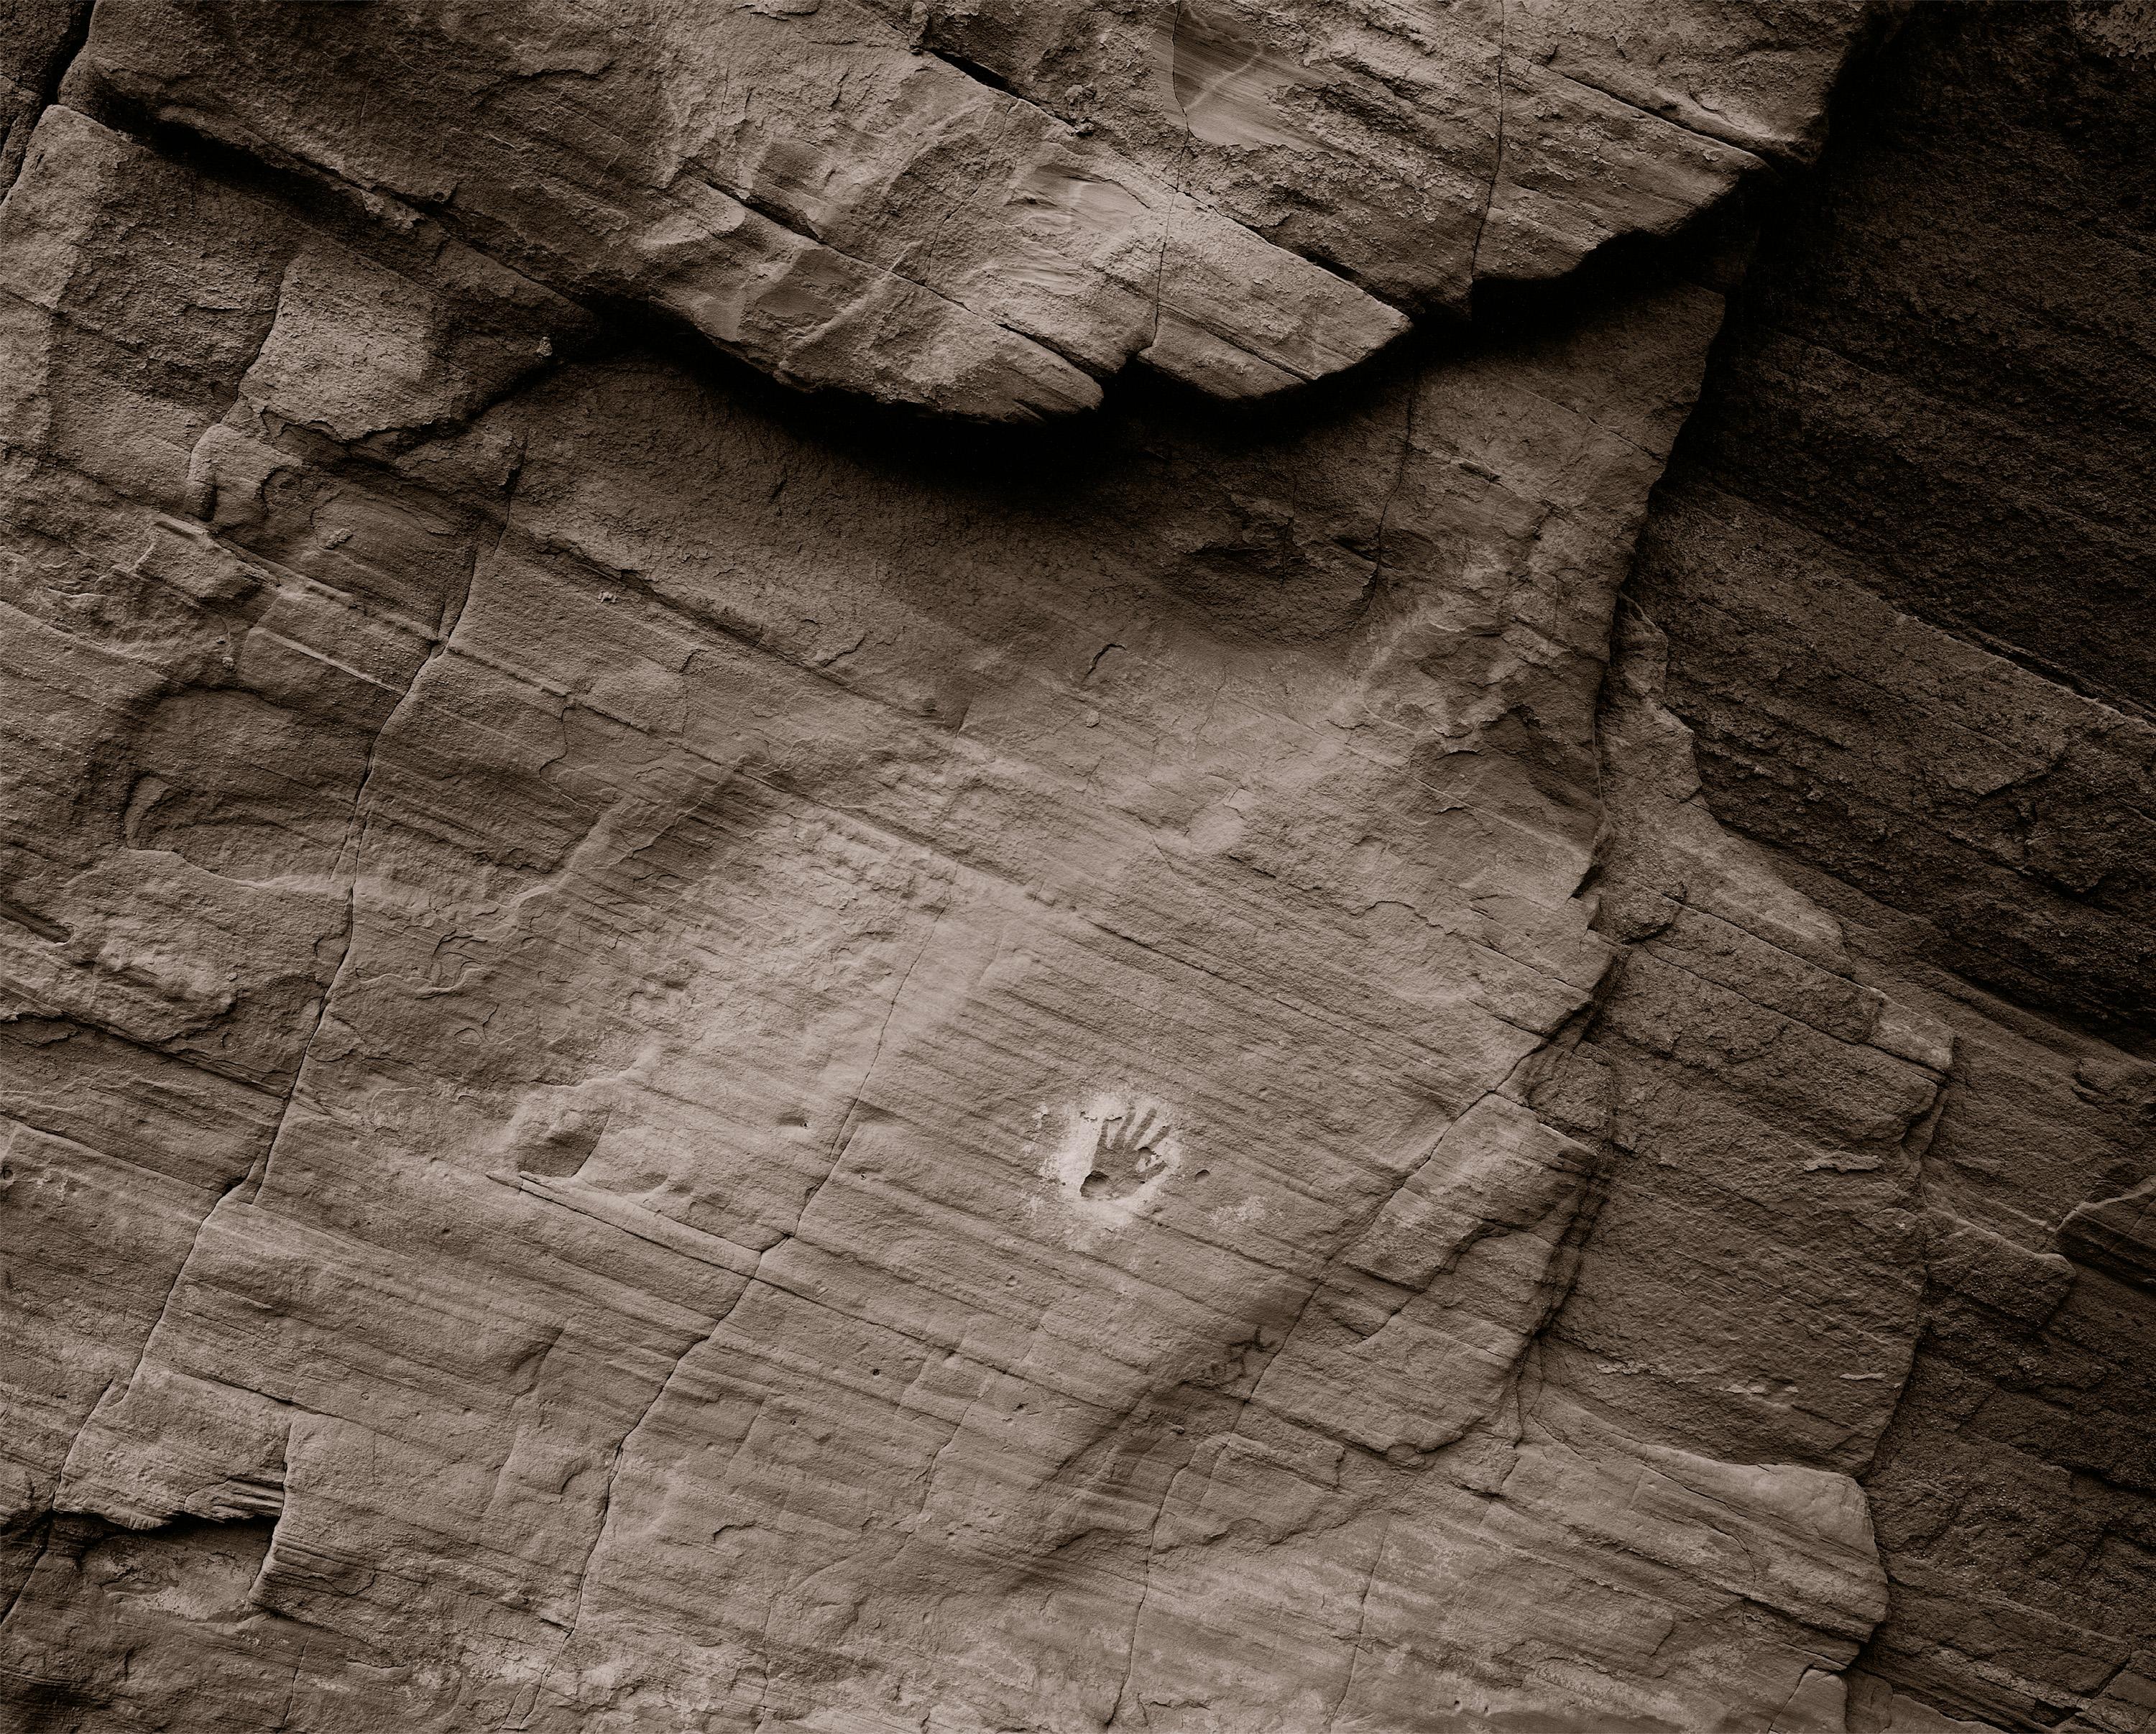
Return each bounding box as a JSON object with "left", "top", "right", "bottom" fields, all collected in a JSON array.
[
  {"left": 56, "top": 0, "right": 1886, "bottom": 420},
  {"left": 0, "top": 4, "right": 2151, "bottom": 1733},
  {"left": 1626, "top": 8, "right": 2156, "bottom": 1730}
]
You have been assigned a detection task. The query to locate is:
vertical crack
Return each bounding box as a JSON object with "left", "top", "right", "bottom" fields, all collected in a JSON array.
[
  {"left": 1468, "top": 0, "right": 1507, "bottom": 286},
  {"left": 1147, "top": 0, "right": 1197, "bottom": 354},
  {"left": 1321, "top": 1519, "right": 1388, "bottom": 1732},
  {"left": 1354, "top": 364, "right": 1420, "bottom": 630},
  {"left": 1, "top": 0, "right": 95, "bottom": 197},
  {"left": 1165, "top": 0, "right": 1194, "bottom": 139}
]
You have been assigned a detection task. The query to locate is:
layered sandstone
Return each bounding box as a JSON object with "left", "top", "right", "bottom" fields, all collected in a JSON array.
[{"left": 0, "top": 6, "right": 2150, "bottom": 1734}]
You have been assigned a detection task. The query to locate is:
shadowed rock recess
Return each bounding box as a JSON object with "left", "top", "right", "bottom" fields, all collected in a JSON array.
[{"left": 0, "top": 1, "right": 2151, "bottom": 1729}]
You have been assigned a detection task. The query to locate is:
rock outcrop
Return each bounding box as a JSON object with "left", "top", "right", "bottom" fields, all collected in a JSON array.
[
  {"left": 1626, "top": 11, "right": 2156, "bottom": 1728},
  {"left": 57, "top": 0, "right": 1884, "bottom": 419},
  {"left": 0, "top": 4, "right": 2150, "bottom": 1733}
]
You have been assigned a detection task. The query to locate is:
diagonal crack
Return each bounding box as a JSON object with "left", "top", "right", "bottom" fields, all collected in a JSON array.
[
  {"left": 243, "top": 448, "right": 520, "bottom": 1206},
  {"left": 801, "top": 900, "right": 947, "bottom": 1228},
  {"left": 0, "top": 1516, "right": 57, "bottom": 1636},
  {"left": 52, "top": 1167, "right": 250, "bottom": 1505},
  {"left": 1351, "top": 364, "right": 1421, "bottom": 632}
]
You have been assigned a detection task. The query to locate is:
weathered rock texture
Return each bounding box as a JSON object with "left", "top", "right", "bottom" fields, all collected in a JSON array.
[{"left": 0, "top": 4, "right": 2150, "bottom": 1733}]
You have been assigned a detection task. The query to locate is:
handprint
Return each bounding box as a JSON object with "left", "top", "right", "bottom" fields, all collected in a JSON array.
[{"left": 1081, "top": 1106, "right": 1170, "bottom": 1201}]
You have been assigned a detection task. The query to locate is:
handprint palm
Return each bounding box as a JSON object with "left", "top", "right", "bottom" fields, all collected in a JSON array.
[{"left": 1081, "top": 1107, "right": 1169, "bottom": 1201}]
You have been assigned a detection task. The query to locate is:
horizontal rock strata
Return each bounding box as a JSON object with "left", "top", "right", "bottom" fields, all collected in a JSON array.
[
  {"left": 1, "top": 5, "right": 2152, "bottom": 1733},
  {"left": 59, "top": 0, "right": 1883, "bottom": 418}
]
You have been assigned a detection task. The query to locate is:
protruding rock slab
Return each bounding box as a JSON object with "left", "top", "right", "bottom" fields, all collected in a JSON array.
[
  {"left": 883, "top": 0, "right": 1881, "bottom": 308},
  {"left": 71, "top": 0, "right": 1414, "bottom": 420},
  {"left": 65, "top": 0, "right": 1881, "bottom": 419}
]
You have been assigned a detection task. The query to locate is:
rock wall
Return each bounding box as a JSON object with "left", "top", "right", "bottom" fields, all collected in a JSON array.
[
  {"left": 1626, "top": 11, "right": 2156, "bottom": 1728},
  {"left": 0, "top": 4, "right": 2149, "bottom": 1733}
]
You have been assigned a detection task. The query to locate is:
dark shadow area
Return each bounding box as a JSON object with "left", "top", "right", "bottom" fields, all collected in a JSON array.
[{"left": 1618, "top": 7, "right": 2156, "bottom": 1727}]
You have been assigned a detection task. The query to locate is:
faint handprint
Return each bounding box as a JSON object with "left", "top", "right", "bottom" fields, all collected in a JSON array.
[{"left": 1082, "top": 1106, "right": 1170, "bottom": 1202}]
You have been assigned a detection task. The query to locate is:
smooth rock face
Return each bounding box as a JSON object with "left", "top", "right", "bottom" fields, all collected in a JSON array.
[{"left": 0, "top": 5, "right": 2150, "bottom": 1734}]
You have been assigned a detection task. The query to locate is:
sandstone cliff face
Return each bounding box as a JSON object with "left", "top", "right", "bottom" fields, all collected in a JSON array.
[{"left": 0, "top": 5, "right": 2149, "bottom": 1733}]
